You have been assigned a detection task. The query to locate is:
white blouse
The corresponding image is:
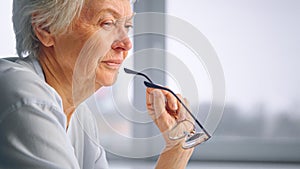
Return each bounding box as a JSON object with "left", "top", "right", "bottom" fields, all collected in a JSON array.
[{"left": 0, "top": 56, "right": 108, "bottom": 169}]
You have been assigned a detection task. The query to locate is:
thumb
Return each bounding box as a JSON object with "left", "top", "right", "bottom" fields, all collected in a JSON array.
[{"left": 151, "top": 89, "right": 167, "bottom": 119}]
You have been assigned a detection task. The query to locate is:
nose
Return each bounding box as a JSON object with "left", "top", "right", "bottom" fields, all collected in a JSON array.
[{"left": 111, "top": 36, "right": 132, "bottom": 52}]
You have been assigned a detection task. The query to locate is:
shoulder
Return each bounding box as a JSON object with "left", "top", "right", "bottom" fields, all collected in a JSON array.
[
  {"left": 0, "top": 97, "right": 79, "bottom": 168},
  {"left": 0, "top": 58, "right": 64, "bottom": 123},
  {"left": 0, "top": 59, "right": 80, "bottom": 168}
]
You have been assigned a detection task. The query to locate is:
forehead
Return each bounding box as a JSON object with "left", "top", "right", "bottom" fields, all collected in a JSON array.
[{"left": 84, "top": 0, "right": 132, "bottom": 18}]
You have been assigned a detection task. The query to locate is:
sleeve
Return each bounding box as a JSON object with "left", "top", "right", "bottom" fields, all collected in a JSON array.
[
  {"left": 0, "top": 103, "right": 80, "bottom": 169},
  {"left": 94, "top": 145, "right": 109, "bottom": 169}
]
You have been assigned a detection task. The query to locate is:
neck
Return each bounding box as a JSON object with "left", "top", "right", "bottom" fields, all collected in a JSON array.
[{"left": 39, "top": 50, "right": 77, "bottom": 126}]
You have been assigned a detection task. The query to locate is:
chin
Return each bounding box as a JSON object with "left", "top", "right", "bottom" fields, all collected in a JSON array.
[
  {"left": 98, "top": 79, "right": 117, "bottom": 87},
  {"left": 95, "top": 71, "right": 119, "bottom": 87},
  {"left": 95, "top": 62, "right": 121, "bottom": 88}
]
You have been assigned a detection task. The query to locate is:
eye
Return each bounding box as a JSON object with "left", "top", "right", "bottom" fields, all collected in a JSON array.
[
  {"left": 124, "top": 21, "right": 133, "bottom": 32},
  {"left": 125, "top": 23, "right": 133, "bottom": 32},
  {"left": 100, "top": 19, "right": 115, "bottom": 30}
]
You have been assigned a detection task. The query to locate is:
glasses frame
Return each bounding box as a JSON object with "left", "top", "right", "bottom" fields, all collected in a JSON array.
[{"left": 124, "top": 68, "right": 211, "bottom": 148}]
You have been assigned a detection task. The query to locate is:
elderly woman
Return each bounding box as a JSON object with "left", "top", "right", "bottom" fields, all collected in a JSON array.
[{"left": 0, "top": 0, "right": 194, "bottom": 168}]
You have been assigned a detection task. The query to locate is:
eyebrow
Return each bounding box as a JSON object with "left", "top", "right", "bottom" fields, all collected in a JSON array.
[{"left": 97, "top": 8, "right": 134, "bottom": 19}]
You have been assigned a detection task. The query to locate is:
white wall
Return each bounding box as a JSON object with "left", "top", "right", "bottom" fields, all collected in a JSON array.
[{"left": 0, "top": 0, "right": 16, "bottom": 57}]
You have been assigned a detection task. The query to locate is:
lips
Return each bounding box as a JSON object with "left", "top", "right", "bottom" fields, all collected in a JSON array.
[{"left": 101, "top": 59, "right": 123, "bottom": 69}]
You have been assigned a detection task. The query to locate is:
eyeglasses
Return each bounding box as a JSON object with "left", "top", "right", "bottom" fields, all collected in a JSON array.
[{"left": 124, "top": 68, "right": 211, "bottom": 149}]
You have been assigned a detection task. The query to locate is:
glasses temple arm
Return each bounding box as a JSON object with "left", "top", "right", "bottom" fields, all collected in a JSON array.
[
  {"left": 144, "top": 81, "right": 211, "bottom": 138},
  {"left": 124, "top": 68, "right": 154, "bottom": 83}
]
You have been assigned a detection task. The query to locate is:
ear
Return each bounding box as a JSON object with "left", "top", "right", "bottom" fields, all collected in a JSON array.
[{"left": 33, "top": 24, "right": 54, "bottom": 47}]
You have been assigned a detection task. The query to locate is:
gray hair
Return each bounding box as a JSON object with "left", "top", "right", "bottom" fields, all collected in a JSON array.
[{"left": 13, "top": 0, "right": 84, "bottom": 58}]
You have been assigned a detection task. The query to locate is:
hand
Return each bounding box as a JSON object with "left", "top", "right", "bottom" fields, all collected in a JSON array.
[{"left": 146, "top": 88, "right": 192, "bottom": 150}]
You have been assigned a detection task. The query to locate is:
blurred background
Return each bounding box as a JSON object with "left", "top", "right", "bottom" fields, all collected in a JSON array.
[{"left": 1, "top": 0, "right": 300, "bottom": 168}]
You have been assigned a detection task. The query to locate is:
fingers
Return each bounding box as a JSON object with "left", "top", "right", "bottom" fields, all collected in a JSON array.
[
  {"left": 145, "top": 87, "right": 195, "bottom": 149},
  {"left": 146, "top": 87, "right": 190, "bottom": 120},
  {"left": 163, "top": 90, "right": 178, "bottom": 112},
  {"left": 146, "top": 88, "right": 175, "bottom": 132},
  {"left": 146, "top": 87, "right": 193, "bottom": 135},
  {"left": 146, "top": 88, "right": 161, "bottom": 111},
  {"left": 146, "top": 88, "right": 165, "bottom": 118},
  {"left": 151, "top": 89, "right": 166, "bottom": 117},
  {"left": 147, "top": 87, "right": 178, "bottom": 112}
]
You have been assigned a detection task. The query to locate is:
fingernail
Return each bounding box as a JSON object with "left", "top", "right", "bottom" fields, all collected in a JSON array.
[{"left": 173, "top": 103, "right": 178, "bottom": 110}]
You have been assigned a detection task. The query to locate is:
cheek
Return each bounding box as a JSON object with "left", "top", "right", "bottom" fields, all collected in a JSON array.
[{"left": 53, "top": 31, "right": 95, "bottom": 66}]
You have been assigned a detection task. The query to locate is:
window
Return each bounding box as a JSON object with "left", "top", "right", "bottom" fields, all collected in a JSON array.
[{"left": 166, "top": 0, "right": 300, "bottom": 162}]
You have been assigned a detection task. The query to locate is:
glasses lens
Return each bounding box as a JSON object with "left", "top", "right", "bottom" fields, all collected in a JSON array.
[
  {"left": 168, "top": 120, "right": 195, "bottom": 140},
  {"left": 182, "top": 132, "right": 209, "bottom": 149}
]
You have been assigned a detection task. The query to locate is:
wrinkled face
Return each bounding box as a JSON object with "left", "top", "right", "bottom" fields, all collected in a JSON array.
[{"left": 53, "top": 0, "right": 133, "bottom": 89}]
